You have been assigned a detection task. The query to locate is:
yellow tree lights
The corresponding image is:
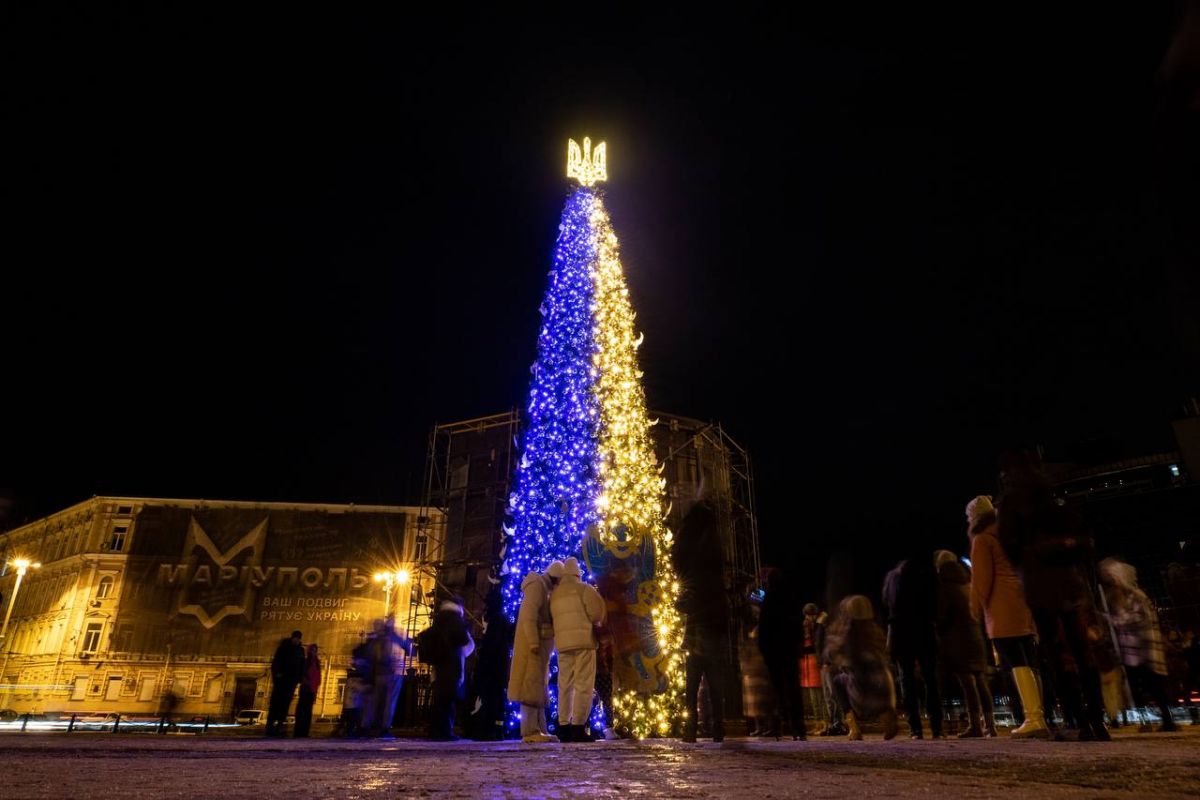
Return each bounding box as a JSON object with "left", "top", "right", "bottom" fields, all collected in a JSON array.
[{"left": 588, "top": 190, "right": 685, "bottom": 737}]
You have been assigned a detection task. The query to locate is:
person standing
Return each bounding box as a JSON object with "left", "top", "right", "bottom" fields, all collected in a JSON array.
[
  {"left": 419, "top": 597, "right": 475, "bottom": 741},
  {"left": 934, "top": 551, "right": 996, "bottom": 738},
  {"left": 507, "top": 562, "right": 562, "bottom": 743},
  {"left": 551, "top": 556, "right": 606, "bottom": 742},
  {"left": 267, "top": 630, "right": 305, "bottom": 736},
  {"left": 967, "top": 494, "right": 1048, "bottom": 739},
  {"left": 823, "top": 595, "right": 900, "bottom": 741},
  {"left": 294, "top": 643, "right": 321, "bottom": 737},
  {"left": 672, "top": 496, "right": 731, "bottom": 743},
  {"left": 998, "top": 452, "right": 1109, "bottom": 741},
  {"left": 883, "top": 557, "right": 944, "bottom": 739},
  {"left": 1099, "top": 558, "right": 1179, "bottom": 732},
  {"left": 758, "top": 568, "right": 806, "bottom": 740}
]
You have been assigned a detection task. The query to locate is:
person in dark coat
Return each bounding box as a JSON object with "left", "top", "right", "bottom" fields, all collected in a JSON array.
[
  {"left": 935, "top": 551, "right": 995, "bottom": 738},
  {"left": 758, "top": 568, "right": 806, "bottom": 740},
  {"left": 418, "top": 597, "right": 475, "bottom": 741},
  {"left": 672, "top": 495, "right": 732, "bottom": 743},
  {"left": 338, "top": 634, "right": 373, "bottom": 738},
  {"left": 467, "top": 582, "right": 512, "bottom": 741},
  {"left": 882, "top": 557, "right": 943, "bottom": 739},
  {"left": 267, "top": 630, "right": 305, "bottom": 736},
  {"left": 294, "top": 643, "right": 321, "bottom": 737},
  {"left": 998, "top": 450, "right": 1109, "bottom": 741}
]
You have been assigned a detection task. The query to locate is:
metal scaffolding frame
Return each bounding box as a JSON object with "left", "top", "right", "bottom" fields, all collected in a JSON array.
[{"left": 404, "top": 411, "right": 520, "bottom": 648}]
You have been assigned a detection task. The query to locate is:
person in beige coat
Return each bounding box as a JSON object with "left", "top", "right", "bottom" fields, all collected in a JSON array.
[
  {"left": 551, "top": 556, "right": 606, "bottom": 742},
  {"left": 967, "top": 495, "right": 1047, "bottom": 739},
  {"left": 507, "top": 562, "right": 563, "bottom": 743}
]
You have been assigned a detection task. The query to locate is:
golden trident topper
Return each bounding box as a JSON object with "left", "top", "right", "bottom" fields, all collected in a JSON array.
[{"left": 567, "top": 137, "right": 607, "bottom": 186}]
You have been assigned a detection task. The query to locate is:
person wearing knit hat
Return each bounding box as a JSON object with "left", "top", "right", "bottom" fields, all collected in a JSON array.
[
  {"left": 550, "top": 556, "right": 606, "bottom": 742},
  {"left": 966, "top": 494, "right": 1047, "bottom": 739}
]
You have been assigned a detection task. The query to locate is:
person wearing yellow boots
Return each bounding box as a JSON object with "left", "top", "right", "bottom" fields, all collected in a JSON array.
[
  {"left": 966, "top": 494, "right": 1049, "bottom": 739},
  {"left": 823, "top": 595, "right": 900, "bottom": 741}
]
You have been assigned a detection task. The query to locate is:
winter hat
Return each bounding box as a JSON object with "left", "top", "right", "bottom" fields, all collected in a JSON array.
[
  {"left": 802, "top": 603, "right": 819, "bottom": 616},
  {"left": 965, "top": 495, "right": 994, "bottom": 525},
  {"left": 934, "top": 550, "right": 959, "bottom": 570},
  {"left": 562, "top": 557, "right": 582, "bottom": 578},
  {"left": 843, "top": 595, "right": 875, "bottom": 621},
  {"left": 546, "top": 560, "right": 565, "bottom": 579},
  {"left": 1098, "top": 558, "right": 1137, "bottom": 590}
]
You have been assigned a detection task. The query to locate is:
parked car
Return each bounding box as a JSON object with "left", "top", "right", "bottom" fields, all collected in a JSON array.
[
  {"left": 0, "top": 710, "right": 18, "bottom": 722},
  {"left": 235, "top": 709, "right": 266, "bottom": 726}
]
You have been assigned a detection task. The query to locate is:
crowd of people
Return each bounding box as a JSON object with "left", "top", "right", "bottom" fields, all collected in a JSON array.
[
  {"left": 262, "top": 454, "right": 1194, "bottom": 743},
  {"left": 719, "top": 453, "right": 1193, "bottom": 743}
]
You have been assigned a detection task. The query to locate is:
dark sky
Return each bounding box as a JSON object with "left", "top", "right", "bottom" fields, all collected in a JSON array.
[{"left": 4, "top": 7, "right": 1198, "bottom": 587}]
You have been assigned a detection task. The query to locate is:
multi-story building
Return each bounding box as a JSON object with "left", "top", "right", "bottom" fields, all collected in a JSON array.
[{"left": 0, "top": 496, "right": 440, "bottom": 719}]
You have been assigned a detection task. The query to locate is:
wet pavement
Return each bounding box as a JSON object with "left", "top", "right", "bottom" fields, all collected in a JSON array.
[{"left": 1, "top": 729, "right": 1198, "bottom": 798}]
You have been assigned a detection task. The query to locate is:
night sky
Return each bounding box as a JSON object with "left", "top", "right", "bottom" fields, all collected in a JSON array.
[{"left": 4, "top": 8, "right": 1198, "bottom": 592}]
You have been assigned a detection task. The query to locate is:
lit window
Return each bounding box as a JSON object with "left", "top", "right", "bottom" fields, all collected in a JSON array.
[
  {"left": 96, "top": 576, "right": 114, "bottom": 600},
  {"left": 1170, "top": 464, "right": 1181, "bottom": 478},
  {"left": 415, "top": 535, "right": 428, "bottom": 561}
]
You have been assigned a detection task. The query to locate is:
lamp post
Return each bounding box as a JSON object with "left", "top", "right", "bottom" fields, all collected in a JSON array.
[
  {"left": 372, "top": 569, "right": 410, "bottom": 619},
  {"left": 0, "top": 558, "right": 41, "bottom": 642}
]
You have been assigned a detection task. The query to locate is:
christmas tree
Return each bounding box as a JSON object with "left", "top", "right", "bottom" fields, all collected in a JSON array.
[{"left": 502, "top": 138, "right": 684, "bottom": 739}]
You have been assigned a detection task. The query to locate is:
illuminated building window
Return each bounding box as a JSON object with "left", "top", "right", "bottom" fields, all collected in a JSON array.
[
  {"left": 108, "top": 525, "right": 128, "bottom": 552},
  {"left": 1170, "top": 464, "right": 1181, "bottom": 477},
  {"left": 414, "top": 534, "right": 428, "bottom": 561},
  {"left": 81, "top": 622, "right": 103, "bottom": 654},
  {"left": 96, "top": 576, "right": 114, "bottom": 600}
]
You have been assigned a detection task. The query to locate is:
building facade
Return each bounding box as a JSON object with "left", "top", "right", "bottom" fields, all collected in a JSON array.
[{"left": 0, "top": 497, "right": 440, "bottom": 718}]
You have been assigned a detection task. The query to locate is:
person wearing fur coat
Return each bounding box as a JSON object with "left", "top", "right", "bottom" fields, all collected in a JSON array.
[{"left": 507, "top": 561, "right": 563, "bottom": 743}]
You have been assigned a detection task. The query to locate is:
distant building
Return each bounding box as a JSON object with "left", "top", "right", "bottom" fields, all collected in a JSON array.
[{"left": 0, "top": 496, "right": 440, "bottom": 718}]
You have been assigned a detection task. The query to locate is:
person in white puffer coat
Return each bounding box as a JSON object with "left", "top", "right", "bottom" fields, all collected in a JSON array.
[
  {"left": 507, "top": 561, "right": 563, "bottom": 743},
  {"left": 550, "top": 556, "right": 606, "bottom": 742}
]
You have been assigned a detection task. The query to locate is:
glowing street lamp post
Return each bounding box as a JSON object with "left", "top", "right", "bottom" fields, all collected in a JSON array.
[
  {"left": 372, "top": 569, "right": 410, "bottom": 619},
  {"left": 0, "top": 558, "right": 41, "bottom": 642}
]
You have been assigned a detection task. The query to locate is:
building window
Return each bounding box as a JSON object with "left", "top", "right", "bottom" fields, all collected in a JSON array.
[
  {"left": 117, "top": 505, "right": 132, "bottom": 514},
  {"left": 96, "top": 576, "right": 115, "bottom": 600},
  {"left": 81, "top": 622, "right": 103, "bottom": 654},
  {"left": 414, "top": 534, "right": 428, "bottom": 561},
  {"left": 71, "top": 676, "right": 88, "bottom": 700},
  {"left": 108, "top": 525, "right": 128, "bottom": 552}
]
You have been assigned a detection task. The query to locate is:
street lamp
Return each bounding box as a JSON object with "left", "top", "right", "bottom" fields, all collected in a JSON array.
[
  {"left": 1, "top": 558, "right": 41, "bottom": 642},
  {"left": 372, "top": 569, "right": 410, "bottom": 618}
]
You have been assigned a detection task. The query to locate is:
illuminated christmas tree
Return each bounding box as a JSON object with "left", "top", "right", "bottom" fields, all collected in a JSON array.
[{"left": 502, "top": 138, "right": 684, "bottom": 739}]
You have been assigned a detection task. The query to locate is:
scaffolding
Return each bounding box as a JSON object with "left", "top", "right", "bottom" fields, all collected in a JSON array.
[
  {"left": 404, "top": 411, "right": 521, "bottom": 646},
  {"left": 654, "top": 413, "right": 762, "bottom": 596}
]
